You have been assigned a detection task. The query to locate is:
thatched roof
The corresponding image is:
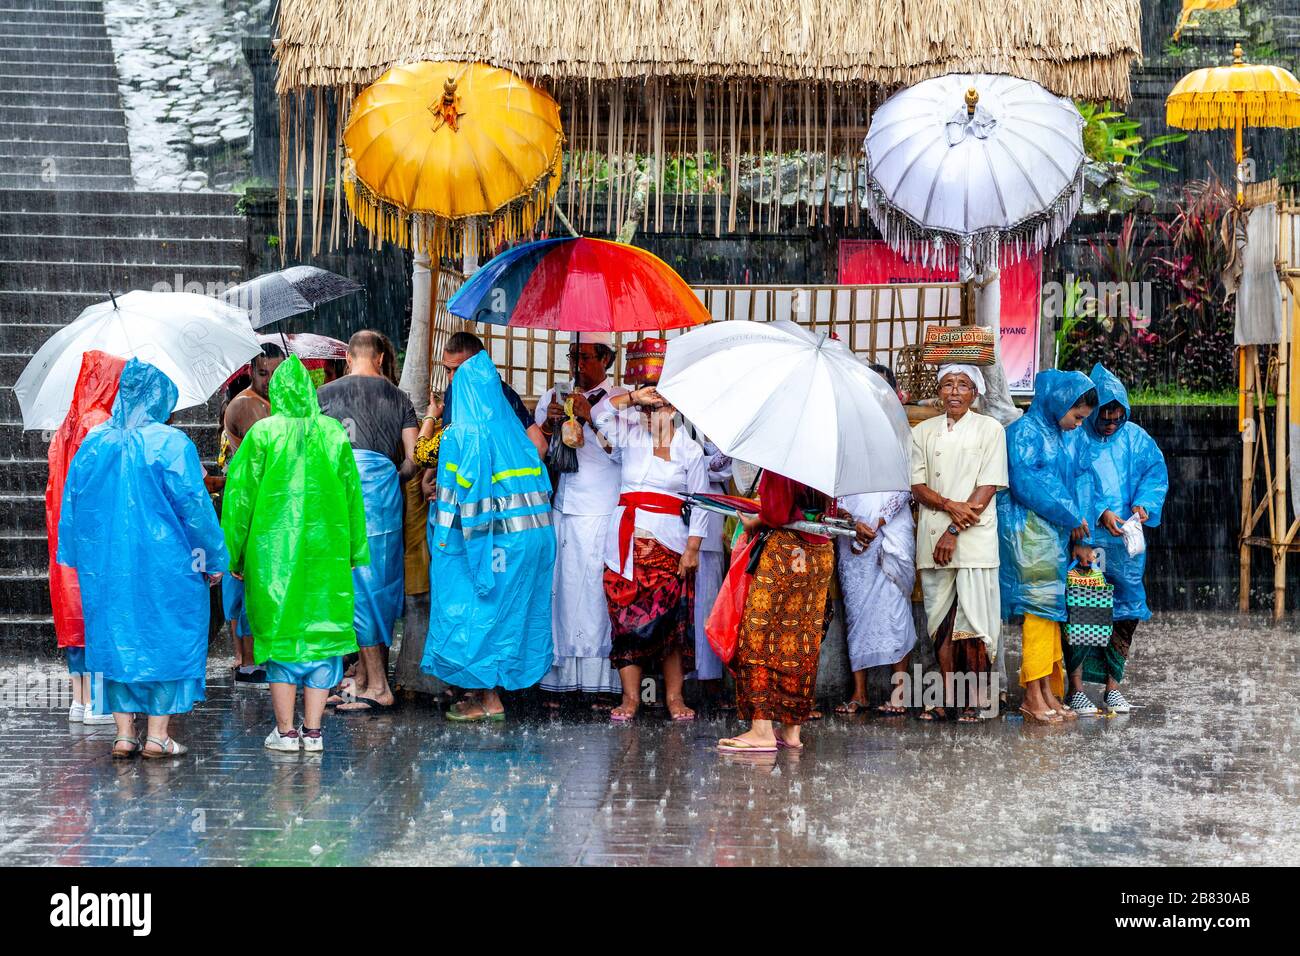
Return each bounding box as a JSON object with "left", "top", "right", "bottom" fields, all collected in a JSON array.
[
  {"left": 273, "top": 0, "right": 1143, "bottom": 253},
  {"left": 275, "top": 0, "right": 1142, "bottom": 102}
]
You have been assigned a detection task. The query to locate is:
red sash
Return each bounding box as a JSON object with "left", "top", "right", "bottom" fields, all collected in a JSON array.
[{"left": 617, "top": 491, "right": 684, "bottom": 570}]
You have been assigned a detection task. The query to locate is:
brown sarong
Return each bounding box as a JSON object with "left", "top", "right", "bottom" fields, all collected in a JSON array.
[
  {"left": 731, "top": 530, "right": 834, "bottom": 724},
  {"left": 603, "top": 537, "right": 695, "bottom": 672}
]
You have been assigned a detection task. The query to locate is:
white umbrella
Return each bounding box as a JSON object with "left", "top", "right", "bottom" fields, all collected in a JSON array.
[
  {"left": 656, "top": 320, "right": 911, "bottom": 497},
  {"left": 864, "top": 73, "right": 1086, "bottom": 271},
  {"left": 15, "top": 290, "right": 261, "bottom": 431}
]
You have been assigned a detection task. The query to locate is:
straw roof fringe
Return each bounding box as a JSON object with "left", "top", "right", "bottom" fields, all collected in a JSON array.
[
  {"left": 273, "top": 0, "right": 1141, "bottom": 254},
  {"left": 274, "top": 0, "right": 1142, "bottom": 100}
]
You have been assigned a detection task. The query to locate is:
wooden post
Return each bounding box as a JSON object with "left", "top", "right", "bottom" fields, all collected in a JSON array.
[
  {"left": 1276, "top": 306, "right": 1290, "bottom": 622},
  {"left": 1240, "top": 345, "right": 1256, "bottom": 612}
]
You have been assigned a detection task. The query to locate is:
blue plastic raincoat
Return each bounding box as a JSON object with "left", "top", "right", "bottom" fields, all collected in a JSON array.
[
  {"left": 423, "top": 351, "right": 556, "bottom": 690},
  {"left": 1081, "top": 364, "right": 1169, "bottom": 621},
  {"left": 352, "top": 449, "right": 405, "bottom": 647},
  {"left": 997, "top": 369, "right": 1098, "bottom": 622},
  {"left": 56, "top": 359, "right": 228, "bottom": 686}
]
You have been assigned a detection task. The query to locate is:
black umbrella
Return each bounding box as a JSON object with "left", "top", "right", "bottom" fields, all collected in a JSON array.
[{"left": 221, "top": 266, "right": 363, "bottom": 330}]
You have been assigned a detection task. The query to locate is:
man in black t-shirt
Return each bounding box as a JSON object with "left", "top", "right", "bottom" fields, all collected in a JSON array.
[{"left": 317, "top": 330, "right": 417, "bottom": 713}]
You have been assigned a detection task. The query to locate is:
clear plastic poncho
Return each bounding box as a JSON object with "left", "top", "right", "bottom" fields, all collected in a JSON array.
[{"left": 56, "top": 359, "right": 227, "bottom": 682}]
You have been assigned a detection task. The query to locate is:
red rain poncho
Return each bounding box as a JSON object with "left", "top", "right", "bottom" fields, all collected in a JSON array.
[{"left": 45, "top": 350, "right": 126, "bottom": 648}]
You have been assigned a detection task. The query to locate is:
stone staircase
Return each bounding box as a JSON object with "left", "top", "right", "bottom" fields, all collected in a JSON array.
[{"left": 0, "top": 0, "right": 247, "bottom": 650}]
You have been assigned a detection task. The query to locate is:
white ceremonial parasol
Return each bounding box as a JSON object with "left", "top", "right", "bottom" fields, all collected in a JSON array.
[
  {"left": 15, "top": 290, "right": 261, "bottom": 431},
  {"left": 656, "top": 320, "right": 911, "bottom": 498},
  {"left": 864, "top": 72, "right": 1086, "bottom": 271}
]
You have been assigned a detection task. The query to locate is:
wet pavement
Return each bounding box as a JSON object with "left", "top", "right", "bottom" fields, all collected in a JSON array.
[{"left": 0, "top": 612, "right": 1295, "bottom": 866}]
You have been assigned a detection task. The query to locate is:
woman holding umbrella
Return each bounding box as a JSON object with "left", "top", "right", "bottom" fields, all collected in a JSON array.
[
  {"left": 717, "top": 471, "right": 837, "bottom": 753},
  {"left": 595, "top": 340, "right": 710, "bottom": 722}
]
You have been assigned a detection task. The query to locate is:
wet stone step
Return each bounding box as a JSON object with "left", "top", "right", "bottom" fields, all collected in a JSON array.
[
  {"left": 0, "top": 154, "right": 132, "bottom": 176},
  {"left": 0, "top": 234, "right": 246, "bottom": 265},
  {"left": 0, "top": 211, "right": 245, "bottom": 241},
  {"left": 0, "top": 322, "right": 61, "bottom": 354},
  {"left": 0, "top": 188, "right": 237, "bottom": 215},
  {"left": 0, "top": 291, "right": 112, "bottom": 324},
  {"left": 2, "top": 90, "right": 122, "bottom": 109},
  {"left": 0, "top": 74, "right": 119, "bottom": 93},
  {"left": 0, "top": 392, "right": 220, "bottom": 428},
  {"left": 0, "top": 139, "right": 129, "bottom": 158},
  {"left": 0, "top": 21, "right": 108, "bottom": 38},
  {"left": 0, "top": 122, "right": 129, "bottom": 144},
  {"left": 0, "top": 571, "right": 53, "bottom": 617},
  {"left": 0, "top": 613, "right": 54, "bottom": 649},
  {"left": 0, "top": 534, "right": 52, "bottom": 569},
  {"left": 0, "top": 456, "right": 57, "bottom": 494},
  {"left": 0, "top": 172, "right": 135, "bottom": 190},
  {"left": 0, "top": 105, "right": 127, "bottom": 125},
  {"left": 0, "top": 60, "right": 117, "bottom": 78},
  {"left": 0, "top": 34, "right": 114, "bottom": 49},
  {"left": 0, "top": 260, "right": 244, "bottom": 293}
]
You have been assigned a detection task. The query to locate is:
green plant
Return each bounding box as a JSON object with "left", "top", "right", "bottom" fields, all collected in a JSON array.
[
  {"left": 266, "top": 234, "right": 280, "bottom": 248},
  {"left": 1077, "top": 101, "right": 1186, "bottom": 197}
]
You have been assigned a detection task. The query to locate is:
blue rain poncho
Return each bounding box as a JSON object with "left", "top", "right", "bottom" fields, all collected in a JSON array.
[
  {"left": 1081, "top": 364, "right": 1169, "bottom": 621},
  {"left": 997, "top": 369, "right": 1098, "bottom": 622},
  {"left": 423, "top": 351, "right": 556, "bottom": 690},
  {"left": 352, "top": 449, "right": 404, "bottom": 647},
  {"left": 56, "top": 359, "right": 228, "bottom": 686}
]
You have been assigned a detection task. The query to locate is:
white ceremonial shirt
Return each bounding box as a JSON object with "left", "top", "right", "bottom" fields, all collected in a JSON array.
[
  {"left": 595, "top": 407, "right": 711, "bottom": 579},
  {"left": 910, "top": 409, "right": 1008, "bottom": 570},
  {"left": 535, "top": 378, "right": 629, "bottom": 516}
]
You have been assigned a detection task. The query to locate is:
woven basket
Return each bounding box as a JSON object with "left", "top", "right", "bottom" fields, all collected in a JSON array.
[
  {"left": 1064, "top": 567, "right": 1114, "bottom": 647},
  {"left": 896, "top": 345, "right": 937, "bottom": 402}
]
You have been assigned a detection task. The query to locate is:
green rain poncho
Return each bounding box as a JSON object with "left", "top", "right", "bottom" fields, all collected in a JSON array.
[{"left": 222, "top": 355, "right": 369, "bottom": 664}]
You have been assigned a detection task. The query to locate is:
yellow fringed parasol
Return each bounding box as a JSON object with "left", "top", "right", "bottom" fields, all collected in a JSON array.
[
  {"left": 342, "top": 60, "right": 564, "bottom": 256},
  {"left": 1166, "top": 44, "right": 1300, "bottom": 203},
  {"left": 1168, "top": 44, "right": 1300, "bottom": 433}
]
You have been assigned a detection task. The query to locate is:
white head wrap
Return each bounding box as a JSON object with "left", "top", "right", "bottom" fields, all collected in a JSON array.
[
  {"left": 937, "top": 363, "right": 986, "bottom": 396},
  {"left": 576, "top": 331, "right": 615, "bottom": 348}
]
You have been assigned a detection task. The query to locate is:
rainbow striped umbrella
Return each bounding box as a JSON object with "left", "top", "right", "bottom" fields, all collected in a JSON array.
[{"left": 447, "top": 237, "right": 710, "bottom": 332}]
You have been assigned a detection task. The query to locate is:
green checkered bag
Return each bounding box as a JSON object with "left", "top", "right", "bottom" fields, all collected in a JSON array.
[{"left": 1064, "top": 566, "right": 1113, "bottom": 648}]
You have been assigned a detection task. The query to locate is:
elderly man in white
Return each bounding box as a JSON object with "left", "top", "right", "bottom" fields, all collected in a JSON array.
[
  {"left": 909, "top": 364, "right": 1008, "bottom": 722},
  {"left": 535, "top": 333, "right": 628, "bottom": 707}
]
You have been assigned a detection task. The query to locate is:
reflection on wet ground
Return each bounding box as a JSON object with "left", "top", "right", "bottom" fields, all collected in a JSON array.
[{"left": 0, "top": 613, "right": 1295, "bottom": 865}]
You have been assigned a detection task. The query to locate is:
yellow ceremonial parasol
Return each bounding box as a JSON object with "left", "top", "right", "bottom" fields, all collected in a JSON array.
[
  {"left": 343, "top": 61, "right": 564, "bottom": 256},
  {"left": 1166, "top": 44, "right": 1300, "bottom": 203},
  {"left": 1167, "top": 44, "right": 1300, "bottom": 431}
]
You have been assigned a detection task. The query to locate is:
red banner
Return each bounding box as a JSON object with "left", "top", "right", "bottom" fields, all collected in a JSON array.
[{"left": 838, "top": 241, "right": 1042, "bottom": 393}]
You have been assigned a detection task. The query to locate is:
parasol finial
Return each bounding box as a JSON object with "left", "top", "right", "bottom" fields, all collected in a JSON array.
[
  {"left": 430, "top": 75, "right": 466, "bottom": 132},
  {"left": 1232, "top": 43, "right": 1245, "bottom": 65},
  {"left": 965, "top": 87, "right": 979, "bottom": 116}
]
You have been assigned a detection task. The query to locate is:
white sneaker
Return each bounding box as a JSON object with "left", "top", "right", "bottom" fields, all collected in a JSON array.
[
  {"left": 264, "top": 727, "right": 301, "bottom": 752},
  {"left": 83, "top": 703, "right": 116, "bottom": 724},
  {"left": 1066, "top": 691, "right": 1100, "bottom": 716},
  {"left": 300, "top": 726, "right": 323, "bottom": 753},
  {"left": 68, "top": 702, "right": 86, "bottom": 723}
]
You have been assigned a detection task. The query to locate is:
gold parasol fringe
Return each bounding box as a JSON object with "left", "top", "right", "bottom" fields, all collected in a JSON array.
[{"left": 1166, "top": 97, "right": 1300, "bottom": 130}]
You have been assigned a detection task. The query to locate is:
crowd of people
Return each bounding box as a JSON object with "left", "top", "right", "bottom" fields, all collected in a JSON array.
[{"left": 45, "top": 326, "right": 1168, "bottom": 757}]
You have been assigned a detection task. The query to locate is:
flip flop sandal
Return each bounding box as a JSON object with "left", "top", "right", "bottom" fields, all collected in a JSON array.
[
  {"left": 444, "top": 705, "right": 488, "bottom": 722},
  {"left": 484, "top": 710, "right": 506, "bottom": 722},
  {"left": 609, "top": 709, "right": 636, "bottom": 722},
  {"left": 835, "top": 700, "right": 868, "bottom": 714},
  {"left": 1018, "top": 706, "right": 1062, "bottom": 724},
  {"left": 916, "top": 708, "right": 947, "bottom": 721},
  {"left": 336, "top": 696, "right": 397, "bottom": 715},
  {"left": 957, "top": 709, "right": 981, "bottom": 723},
  {"left": 716, "top": 738, "right": 778, "bottom": 753},
  {"left": 875, "top": 703, "right": 907, "bottom": 715},
  {"left": 670, "top": 711, "right": 696, "bottom": 721},
  {"left": 776, "top": 738, "right": 804, "bottom": 750},
  {"left": 112, "top": 736, "right": 141, "bottom": 759}
]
